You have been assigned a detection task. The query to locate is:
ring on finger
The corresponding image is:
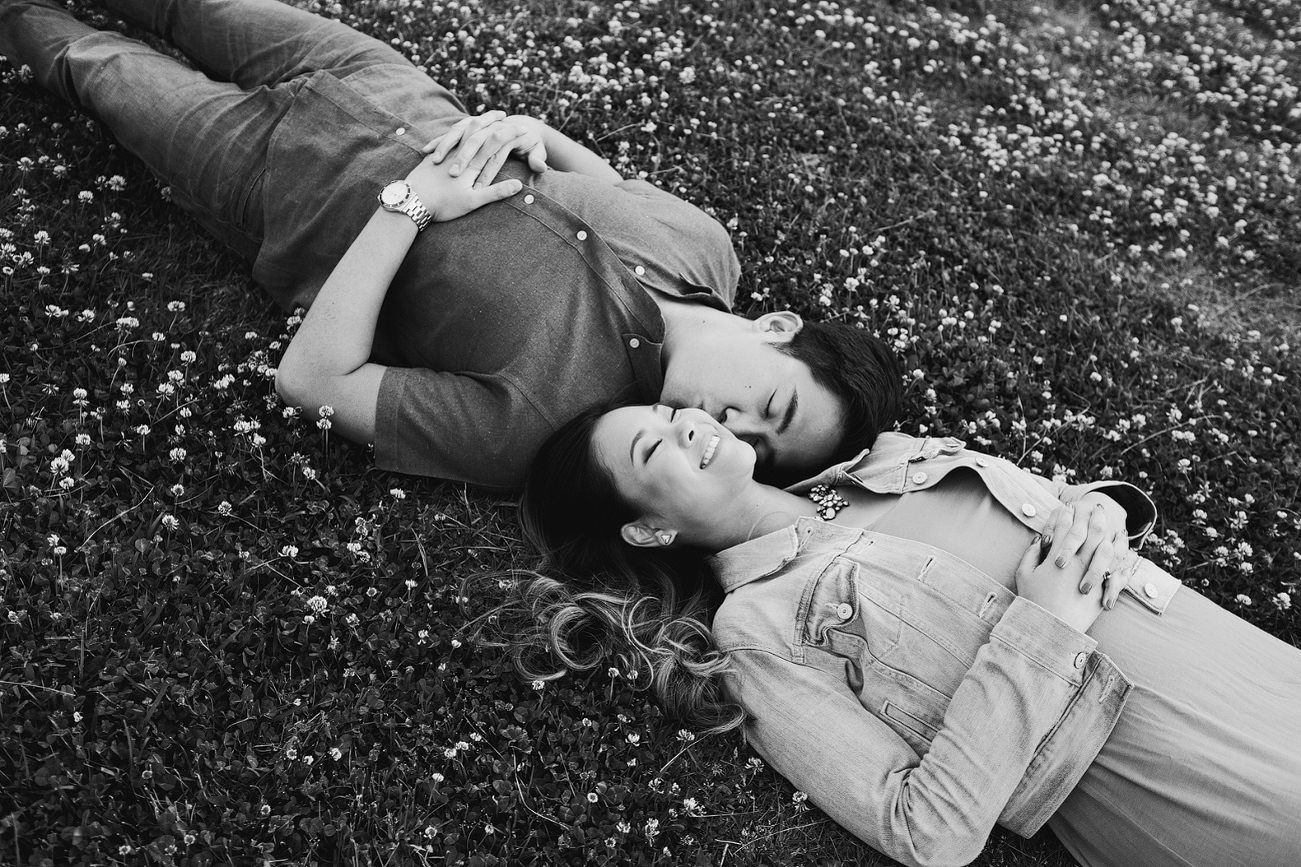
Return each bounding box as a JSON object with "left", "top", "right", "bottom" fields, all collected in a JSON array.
[{"left": 1103, "top": 569, "right": 1113, "bottom": 582}]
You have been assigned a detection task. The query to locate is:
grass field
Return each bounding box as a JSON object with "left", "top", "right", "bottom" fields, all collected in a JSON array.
[{"left": 2, "top": 0, "right": 1299, "bottom": 864}]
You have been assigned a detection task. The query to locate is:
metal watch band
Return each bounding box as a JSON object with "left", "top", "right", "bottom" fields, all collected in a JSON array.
[{"left": 402, "top": 197, "right": 433, "bottom": 232}]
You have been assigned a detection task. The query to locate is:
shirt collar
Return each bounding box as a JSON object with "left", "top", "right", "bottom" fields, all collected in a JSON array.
[{"left": 782, "top": 447, "right": 873, "bottom": 493}]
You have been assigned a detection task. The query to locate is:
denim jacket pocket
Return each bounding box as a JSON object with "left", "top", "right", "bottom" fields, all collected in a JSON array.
[
  {"left": 798, "top": 557, "right": 902, "bottom": 662},
  {"left": 881, "top": 699, "right": 942, "bottom": 754}
]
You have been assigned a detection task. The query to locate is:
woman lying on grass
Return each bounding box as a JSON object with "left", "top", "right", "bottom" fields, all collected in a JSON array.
[{"left": 508, "top": 376, "right": 1301, "bottom": 867}]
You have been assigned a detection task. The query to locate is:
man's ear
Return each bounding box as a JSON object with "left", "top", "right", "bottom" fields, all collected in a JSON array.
[
  {"left": 620, "top": 522, "right": 677, "bottom": 548},
  {"left": 753, "top": 310, "right": 804, "bottom": 340}
]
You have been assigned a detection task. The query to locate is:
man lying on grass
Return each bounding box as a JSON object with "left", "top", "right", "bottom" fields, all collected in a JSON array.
[{"left": 0, "top": 0, "right": 896, "bottom": 489}]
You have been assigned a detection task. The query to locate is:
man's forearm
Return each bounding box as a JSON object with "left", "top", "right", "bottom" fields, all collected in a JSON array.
[{"left": 539, "top": 124, "right": 622, "bottom": 183}]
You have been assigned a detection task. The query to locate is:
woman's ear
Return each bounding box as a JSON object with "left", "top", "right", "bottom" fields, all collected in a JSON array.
[{"left": 621, "top": 522, "right": 677, "bottom": 548}]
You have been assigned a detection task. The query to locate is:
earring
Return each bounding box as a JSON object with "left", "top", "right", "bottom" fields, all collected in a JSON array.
[{"left": 657, "top": 531, "right": 675, "bottom": 546}]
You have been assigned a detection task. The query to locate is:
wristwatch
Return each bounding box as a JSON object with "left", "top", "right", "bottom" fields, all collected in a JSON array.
[{"left": 377, "top": 180, "right": 432, "bottom": 231}]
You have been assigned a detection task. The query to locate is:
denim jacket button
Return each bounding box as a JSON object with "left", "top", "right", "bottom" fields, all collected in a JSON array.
[
  {"left": 523, "top": 194, "right": 535, "bottom": 204},
  {"left": 836, "top": 603, "right": 853, "bottom": 620},
  {"left": 976, "top": 458, "right": 989, "bottom": 467},
  {"left": 1074, "top": 651, "right": 1089, "bottom": 669},
  {"left": 911, "top": 471, "right": 927, "bottom": 485},
  {"left": 1143, "top": 582, "right": 1159, "bottom": 599},
  {"left": 1021, "top": 504, "right": 1037, "bottom": 517}
]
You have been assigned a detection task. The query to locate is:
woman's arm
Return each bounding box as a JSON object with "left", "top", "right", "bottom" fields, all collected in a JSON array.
[
  {"left": 275, "top": 152, "right": 522, "bottom": 444},
  {"left": 726, "top": 592, "right": 1103, "bottom": 867}
]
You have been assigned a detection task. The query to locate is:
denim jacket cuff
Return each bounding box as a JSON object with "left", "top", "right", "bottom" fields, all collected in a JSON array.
[
  {"left": 991, "top": 597, "right": 1099, "bottom": 686},
  {"left": 1074, "top": 480, "right": 1157, "bottom": 545}
]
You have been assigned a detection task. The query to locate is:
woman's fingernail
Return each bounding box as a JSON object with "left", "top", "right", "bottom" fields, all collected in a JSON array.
[
  {"left": 1042, "top": 534, "right": 1052, "bottom": 547},
  {"left": 1031, "top": 534, "right": 1042, "bottom": 546},
  {"left": 1055, "top": 555, "right": 1067, "bottom": 568},
  {"left": 1081, "top": 582, "right": 1092, "bottom": 594},
  {"left": 449, "top": 164, "right": 461, "bottom": 175},
  {"left": 1105, "top": 599, "right": 1114, "bottom": 610}
]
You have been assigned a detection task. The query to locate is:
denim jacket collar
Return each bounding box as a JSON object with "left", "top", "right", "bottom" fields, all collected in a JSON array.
[{"left": 707, "top": 523, "right": 803, "bottom": 594}]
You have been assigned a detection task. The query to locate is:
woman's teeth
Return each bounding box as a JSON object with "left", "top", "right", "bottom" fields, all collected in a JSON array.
[{"left": 699, "top": 435, "right": 720, "bottom": 469}]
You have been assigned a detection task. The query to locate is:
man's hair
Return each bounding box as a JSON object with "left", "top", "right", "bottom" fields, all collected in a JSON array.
[{"left": 779, "top": 320, "right": 904, "bottom": 463}]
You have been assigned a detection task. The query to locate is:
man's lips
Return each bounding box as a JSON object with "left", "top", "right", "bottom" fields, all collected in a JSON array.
[{"left": 700, "top": 434, "right": 720, "bottom": 469}]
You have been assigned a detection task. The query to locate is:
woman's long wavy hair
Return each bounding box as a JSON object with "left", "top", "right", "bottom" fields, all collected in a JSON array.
[{"left": 473, "top": 401, "right": 744, "bottom": 734}]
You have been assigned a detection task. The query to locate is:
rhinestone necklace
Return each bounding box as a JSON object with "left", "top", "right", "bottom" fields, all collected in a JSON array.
[{"left": 807, "top": 484, "right": 849, "bottom": 521}]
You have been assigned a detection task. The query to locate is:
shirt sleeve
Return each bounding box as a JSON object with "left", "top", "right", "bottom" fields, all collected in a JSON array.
[
  {"left": 374, "top": 365, "right": 553, "bottom": 490},
  {"left": 726, "top": 596, "right": 1098, "bottom": 867}
]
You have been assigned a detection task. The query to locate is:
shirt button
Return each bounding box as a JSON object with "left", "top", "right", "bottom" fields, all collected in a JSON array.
[
  {"left": 1073, "top": 651, "right": 1089, "bottom": 670},
  {"left": 976, "top": 458, "right": 989, "bottom": 467},
  {"left": 634, "top": 265, "right": 646, "bottom": 276},
  {"left": 395, "top": 127, "right": 406, "bottom": 136},
  {"left": 1143, "top": 582, "right": 1159, "bottom": 599},
  {"left": 911, "top": 471, "right": 927, "bottom": 485},
  {"left": 628, "top": 338, "right": 640, "bottom": 349},
  {"left": 836, "top": 603, "right": 853, "bottom": 620},
  {"left": 1021, "top": 504, "right": 1037, "bottom": 517},
  {"left": 523, "top": 194, "right": 535, "bottom": 204},
  {"left": 576, "top": 230, "right": 588, "bottom": 241}
]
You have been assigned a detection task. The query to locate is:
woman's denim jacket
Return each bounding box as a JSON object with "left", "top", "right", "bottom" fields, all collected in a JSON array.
[{"left": 708, "top": 433, "right": 1177, "bottom": 867}]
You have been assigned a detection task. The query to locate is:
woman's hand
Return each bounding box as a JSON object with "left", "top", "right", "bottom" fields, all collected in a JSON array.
[
  {"left": 404, "top": 150, "right": 522, "bottom": 223},
  {"left": 423, "top": 111, "right": 549, "bottom": 187},
  {"left": 1015, "top": 504, "right": 1109, "bottom": 634},
  {"left": 1044, "top": 493, "right": 1133, "bottom": 610}
]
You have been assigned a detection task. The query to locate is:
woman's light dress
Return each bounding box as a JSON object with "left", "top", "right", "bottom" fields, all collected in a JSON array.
[{"left": 865, "top": 468, "right": 1301, "bottom": 867}]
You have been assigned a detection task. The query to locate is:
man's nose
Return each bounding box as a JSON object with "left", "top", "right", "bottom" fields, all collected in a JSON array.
[{"left": 719, "top": 407, "right": 761, "bottom": 435}]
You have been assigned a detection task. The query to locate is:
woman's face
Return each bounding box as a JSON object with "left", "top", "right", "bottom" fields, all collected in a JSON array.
[{"left": 592, "top": 405, "right": 756, "bottom": 539}]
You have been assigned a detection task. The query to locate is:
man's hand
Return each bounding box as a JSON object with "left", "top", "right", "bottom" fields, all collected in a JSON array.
[
  {"left": 423, "top": 111, "right": 549, "bottom": 187},
  {"left": 405, "top": 149, "right": 522, "bottom": 222}
]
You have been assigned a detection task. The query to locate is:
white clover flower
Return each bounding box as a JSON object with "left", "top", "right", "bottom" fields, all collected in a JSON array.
[
  {"left": 161, "top": 514, "right": 179, "bottom": 531},
  {"left": 329, "top": 747, "right": 342, "bottom": 760},
  {"left": 305, "top": 595, "right": 327, "bottom": 614},
  {"left": 168, "top": 447, "right": 186, "bottom": 462},
  {"left": 281, "top": 545, "right": 299, "bottom": 558}
]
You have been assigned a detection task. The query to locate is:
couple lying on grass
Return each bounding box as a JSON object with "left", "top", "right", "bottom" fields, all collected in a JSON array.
[{"left": 5, "top": 0, "right": 1299, "bottom": 864}]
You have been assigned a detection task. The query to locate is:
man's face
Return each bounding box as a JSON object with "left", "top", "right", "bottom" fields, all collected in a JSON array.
[{"left": 659, "top": 319, "right": 845, "bottom": 479}]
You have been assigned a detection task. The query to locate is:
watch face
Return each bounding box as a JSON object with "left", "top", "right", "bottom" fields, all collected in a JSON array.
[{"left": 380, "top": 182, "right": 409, "bottom": 208}]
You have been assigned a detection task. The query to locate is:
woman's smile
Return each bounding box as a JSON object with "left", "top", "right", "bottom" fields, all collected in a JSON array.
[{"left": 700, "top": 433, "right": 720, "bottom": 469}]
